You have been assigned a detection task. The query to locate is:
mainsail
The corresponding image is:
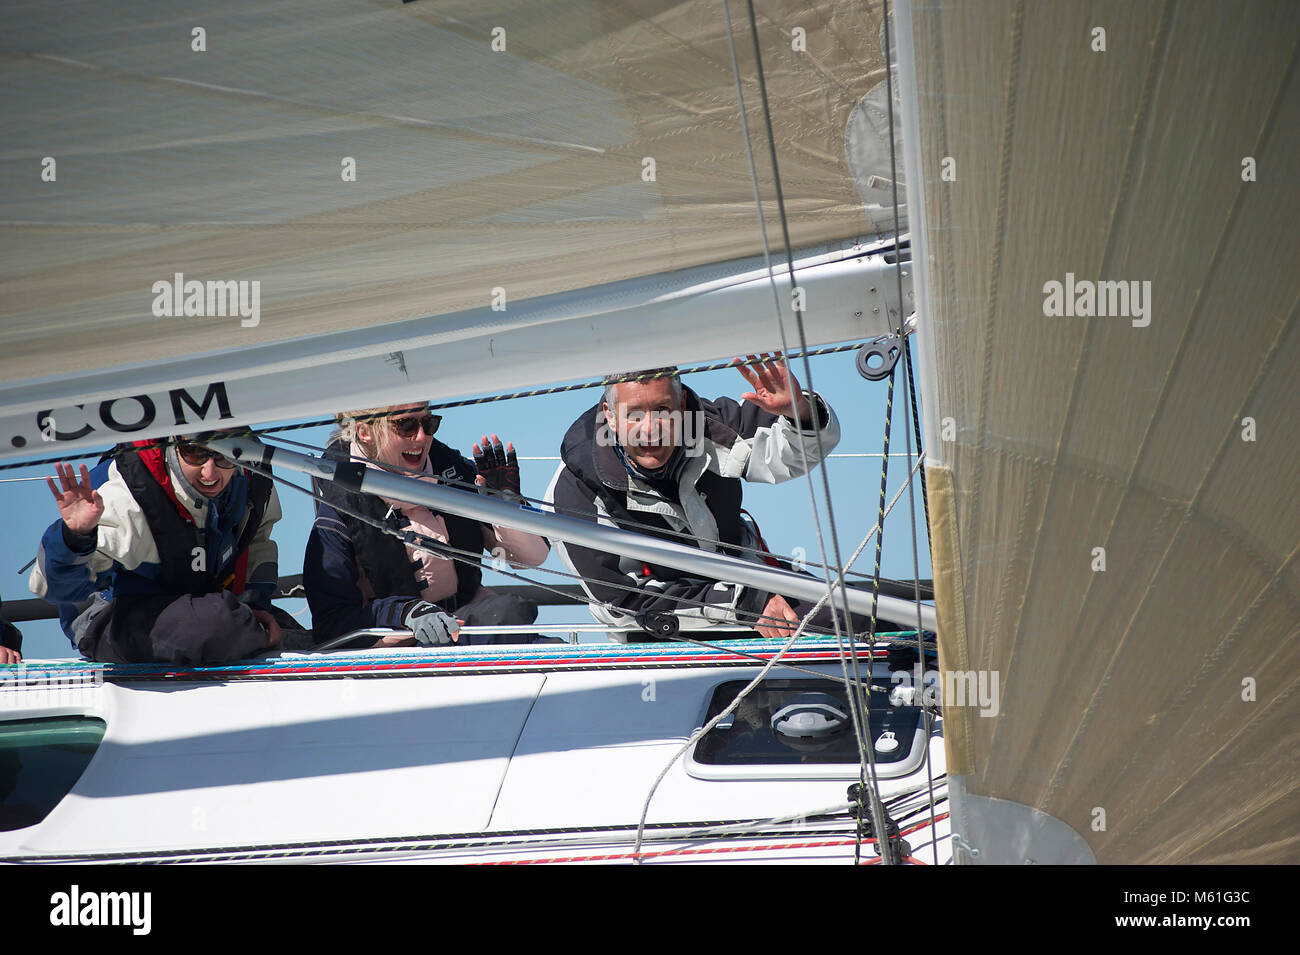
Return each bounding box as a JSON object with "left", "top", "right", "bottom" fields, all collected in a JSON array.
[
  {"left": 899, "top": 0, "right": 1298, "bottom": 862},
  {"left": 0, "top": 0, "right": 902, "bottom": 459}
]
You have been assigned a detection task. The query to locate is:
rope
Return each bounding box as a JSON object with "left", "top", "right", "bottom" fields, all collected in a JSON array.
[
  {"left": 859, "top": 362, "right": 896, "bottom": 862},
  {"left": 251, "top": 464, "right": 891, "bottom": 685},
  {"left": 881, "top": 0, "right": 942, "bottom": 865},
  {"left": 1, "top": 813, "right": 893, "bottom": 865},
  {"left": 733, "top": 0, "right": 894, "bottom": 864},
  {"left": 260, "top": 429, "right": 932, "bottom": 595},
  {"left": 631, "top": 497, "right": 899, "bottom": 862},
  {"left": 0, "top": 345, "right": 866, "bottom": 474},
  {"left": 902, "top": 337, "right": 932, "bottom": 552}
]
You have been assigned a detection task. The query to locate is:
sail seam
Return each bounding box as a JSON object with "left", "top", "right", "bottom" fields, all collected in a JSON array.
[{"left": 1039, "top": 27, "right": 1299, "bottom": 809}]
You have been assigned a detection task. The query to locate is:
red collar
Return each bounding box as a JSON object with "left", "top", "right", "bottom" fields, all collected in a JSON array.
[{"left": 132, "top": 441, "right": 193, "bottom": 524}]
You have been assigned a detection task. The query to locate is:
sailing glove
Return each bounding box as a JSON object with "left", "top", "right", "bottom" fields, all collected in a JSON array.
[
  {"left": 402, "top": 600, "right": 460, "bottom": 646},
  {"left": 474, "top": 438, "right": 522, "bottom": 501}
]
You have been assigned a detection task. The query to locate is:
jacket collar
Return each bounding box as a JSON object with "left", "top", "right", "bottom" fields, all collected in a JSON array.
[{"left": 580, "top": 386, "right": 730, "bottom": 499}]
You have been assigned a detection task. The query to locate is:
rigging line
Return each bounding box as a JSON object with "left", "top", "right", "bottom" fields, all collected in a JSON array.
[
  {"left": 7, "top": 413, "right": 917, "bottom": 593},
  {"left": 278, "top": 456, "right": 851, "bottom": 643},
  {"left": 260, "top": 346, "right": 863, "bottom": 428},
  {"left": 12, "top": 815, "right": 888, "bottom": 866},
  {"left": 860, "top": 362, "right": 897, "bottom": 863},
  {"left": 721, "top": 0, "right": 876, "bottom": 802},
  {"left": 680, "top": 803, "right": 856, "bottom": 837},
  {"left": 881, "top": 0, "right": 941, "bottom": 866},
  {"left": 258, "top": 429, "right": 933, "bottom": 593},
  {"left": 233, "top": 430, "right": 919, "bottom": 649},
  {"left": 902, "top": 339, "right": 931, "bottom": 551},
  {"left": 253, "top": 466, "right": 883, "bottom": 685},
  {"left": 631, "top": 505, "right": 900, "bottom": 864},
  {"left": 451, "top": 453, "right": 922, "bottom": 460},
  {"left": 738, "top": 0, "right": 893, "bottom": 863},
  {"left": 737, "top": 0, "right": 880, "bottom": 799},
  {"left": 0, "top": 345, "right": 867, "bottom": 475},
  {"left": 266, "top": 431, "right": 816, "bottom": 572}
]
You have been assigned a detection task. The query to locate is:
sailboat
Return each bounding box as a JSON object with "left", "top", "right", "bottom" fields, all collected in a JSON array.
[
  {"left": 2, "top": 0, "right": 1294, "bottom": 865},
  {"left": 0, "top": 0, "right": 948, "bottom": 864}
]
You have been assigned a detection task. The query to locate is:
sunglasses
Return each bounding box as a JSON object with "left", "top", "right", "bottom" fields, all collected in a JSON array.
[
  {"left": 387, "top": 412, "right": 441, "bottom": 438},
  {"left": 176, "top": 442, "right": 236, "bottom": 469}
]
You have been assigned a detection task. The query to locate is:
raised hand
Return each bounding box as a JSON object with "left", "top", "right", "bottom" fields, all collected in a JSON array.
[
  {"left": 735, "top": 353, "right": 812, "bottom": 423},
  {"left": 46, "top": 463, "right": 104, "bottom": 535},
  {"left": 472, "top": 434, "right": 522, "bottom": 500}
]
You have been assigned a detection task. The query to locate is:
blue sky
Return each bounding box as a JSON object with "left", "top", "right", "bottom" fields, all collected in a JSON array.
[{"left": 1, "top": 351, "right": 932, "bottom": 659}]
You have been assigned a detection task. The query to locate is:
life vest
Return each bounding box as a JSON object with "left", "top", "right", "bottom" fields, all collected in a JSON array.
[
  {"left": 116, "top": 445, "right": 273, "bottom": 596},
  {"left": 315, "top": 439, "right": 484, "bottom": 613}
]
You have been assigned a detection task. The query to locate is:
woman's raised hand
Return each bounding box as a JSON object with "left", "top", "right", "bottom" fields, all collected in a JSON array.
[{"left": 473, "top": 435, "right": 522, "bottom": 500}]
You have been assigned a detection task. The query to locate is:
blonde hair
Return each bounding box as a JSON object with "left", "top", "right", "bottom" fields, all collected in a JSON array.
[
  {"left": 332, "top": 406, "right": 395, "bottom": 456},
  {"left": 332, "top": 403, "right": 433, "bottom": 458}
]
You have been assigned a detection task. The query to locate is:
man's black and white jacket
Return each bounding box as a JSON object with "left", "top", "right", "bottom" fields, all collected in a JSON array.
[{"left": 545, "top": 386, "right": 839, "bottom": 634}]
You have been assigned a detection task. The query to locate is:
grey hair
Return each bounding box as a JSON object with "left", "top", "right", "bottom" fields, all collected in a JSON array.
[{"left": 601, "top": 367, "right": 683, "bottom": 407}]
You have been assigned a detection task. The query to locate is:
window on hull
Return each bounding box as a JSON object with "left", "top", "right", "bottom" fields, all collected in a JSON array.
[{"left": 0, "top": 716, "right": 106, "bottom": 831}]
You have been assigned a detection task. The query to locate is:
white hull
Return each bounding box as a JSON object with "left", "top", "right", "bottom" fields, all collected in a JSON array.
[{"left": 0, "top": 640, "right": 949, "bottom": 865}]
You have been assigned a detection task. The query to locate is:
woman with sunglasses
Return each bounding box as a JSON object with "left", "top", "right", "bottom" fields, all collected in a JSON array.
[
  {"left": 29, "top": 433, "right": 285, "bottom": 664},
  {"left": 303, "top": 402, "right": 552, "bottom": 649}
]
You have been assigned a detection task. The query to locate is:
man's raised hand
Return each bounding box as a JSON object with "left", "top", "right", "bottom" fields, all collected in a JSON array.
[
  {"left": 46, "top": 463, "right": 104, "bottom": 535},
  {"left": 735, "top": 353, "right": 812, "bottom": 424}
]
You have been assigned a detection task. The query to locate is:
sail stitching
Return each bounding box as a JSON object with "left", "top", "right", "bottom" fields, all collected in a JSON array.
[
  {"left": 965, "top": 0, "right": 1025, "bottom": 682},
  {"left": 1038, "top": 16, "right": 1296, "bottom": 809}
]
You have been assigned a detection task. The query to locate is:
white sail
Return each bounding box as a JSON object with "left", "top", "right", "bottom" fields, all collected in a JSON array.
[
  {"left": 899, "top": 0, "right": 1298, "bottom": 863},
  {"left": 0, "top": 242, "right": 908, "bottom": 460},
  {"left": 0, "top": 0, "right": 904, "bottom": 458}
]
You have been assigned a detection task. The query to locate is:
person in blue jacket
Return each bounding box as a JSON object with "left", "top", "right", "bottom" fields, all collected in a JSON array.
[{"left": 30, "top": 436, "right": 285, "bottom": 665}]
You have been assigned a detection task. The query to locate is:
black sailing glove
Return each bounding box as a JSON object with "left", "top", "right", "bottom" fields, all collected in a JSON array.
[
  {"left": 402, "top": 601, "right": 460, "bottom": 646},
  {"left": 473, "top": 435, "right": 522, "bottom": 501}
]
